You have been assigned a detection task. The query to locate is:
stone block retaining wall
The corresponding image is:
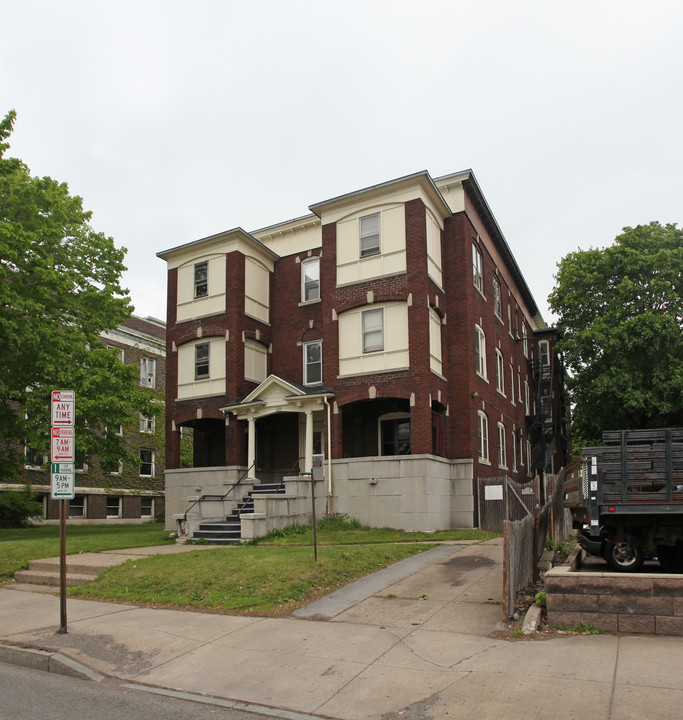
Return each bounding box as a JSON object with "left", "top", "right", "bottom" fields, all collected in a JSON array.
[{"left": 546, "top": 549, "right": 683, "bottom": 635}]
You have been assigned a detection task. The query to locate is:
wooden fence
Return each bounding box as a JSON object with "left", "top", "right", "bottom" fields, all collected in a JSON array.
[{"left": 499, "top": 470, "right": 573, "bottom": 618}]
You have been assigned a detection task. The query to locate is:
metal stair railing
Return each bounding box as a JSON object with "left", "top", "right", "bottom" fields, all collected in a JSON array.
[{"left": 183, "top": 461, "right": 256, "bottom": 524}]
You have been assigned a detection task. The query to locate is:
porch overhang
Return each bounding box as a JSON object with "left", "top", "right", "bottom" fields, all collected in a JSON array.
[{"left": 220, "top": 374, "right": 334, "bottom": 421}]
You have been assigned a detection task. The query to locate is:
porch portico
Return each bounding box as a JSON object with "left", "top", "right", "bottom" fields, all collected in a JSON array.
[{"left": 222, "top": 375, "right": 334, "bottom": 485}]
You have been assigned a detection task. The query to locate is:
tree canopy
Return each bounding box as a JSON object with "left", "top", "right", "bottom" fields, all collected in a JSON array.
[
  {"left": 549, "top": 221, "right": 683, "bottom": 446},
  {"left": 0, "top": 110, "right": 158, "bottom": 479}
]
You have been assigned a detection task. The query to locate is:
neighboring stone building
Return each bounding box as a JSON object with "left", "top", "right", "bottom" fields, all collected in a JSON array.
[
  {"left": 8, "top": 315, "right": 167, "bottom": 523},
  {"left": 158, "top": 170, "right": 569, "bottom": 540}
]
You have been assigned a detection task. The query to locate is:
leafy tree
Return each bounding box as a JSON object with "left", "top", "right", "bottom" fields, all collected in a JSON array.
[
  {"left": 549, "top": 222, "right": 683, "bottom": 446},
  {"left": 0, "top": 110, "right": 159, "bottom": 479},
  {"left": 0, "top": 485, "right": 43, "bottom": 527}
]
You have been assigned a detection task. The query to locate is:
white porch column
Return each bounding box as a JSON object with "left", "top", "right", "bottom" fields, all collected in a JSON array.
[
  {"left": 304, "top": 409, "right": 313, "bottom": 474},
  {"left": 247, "top": 415, "right": 256, "bottom": 479}
]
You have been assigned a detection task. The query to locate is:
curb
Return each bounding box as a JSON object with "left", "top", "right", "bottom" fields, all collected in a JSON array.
[{"left": 0, "top": 643, "right": 105, "bottom": 682}]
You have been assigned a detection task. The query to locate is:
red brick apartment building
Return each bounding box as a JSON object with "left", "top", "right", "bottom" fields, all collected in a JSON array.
[{"left": 158, "top": 170, "right": 568, "bottom": 541}]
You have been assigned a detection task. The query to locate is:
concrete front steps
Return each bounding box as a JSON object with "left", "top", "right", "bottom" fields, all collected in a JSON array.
[
  {"left": 13, "top": 553, "right": 127, "bottom": 587},
  {"left": 191, "top": 482, "right": 286, "bottom": 545}
]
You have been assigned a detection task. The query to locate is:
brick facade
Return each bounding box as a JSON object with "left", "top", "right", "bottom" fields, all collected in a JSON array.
[{"left": 158, "top": 170, "right": 569, "bottom": 531}]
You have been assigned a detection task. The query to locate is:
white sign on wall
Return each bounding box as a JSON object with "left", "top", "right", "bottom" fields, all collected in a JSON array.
[{"left": 484, "top": 484, "right": 504, "bottom": 501}]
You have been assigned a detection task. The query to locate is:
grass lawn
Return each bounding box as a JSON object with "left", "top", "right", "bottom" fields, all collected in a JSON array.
[
  {"left": 70, "top": 542, "right": 435, "bottom": 615},
  {"left": 2, "top": 517, "right": 499, "bottom": 616},
  {"left": 0, "top": 523, "right": 173, "bottom": 582}
]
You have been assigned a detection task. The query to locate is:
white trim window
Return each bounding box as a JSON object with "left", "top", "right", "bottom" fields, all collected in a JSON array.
[
  {"left": 510, "top": 365, "right": 515, "bottom": 405},
  {"left": 472, "top": 242, "right": 483, "bottom": 292},
  {"left": 477, "top": 411, "right": 489, "bottom": 462},
  {"left": 362, "top": 308, "right": 384, "bottom": 353},
  {"left": 522, "top": 323, "right": 528, "bottom": 358},
  {"left": 497, "top": 422, "right": 507, "bottom": 468},
  {"left": 304, "top": 340, "right": 322, "bottom": 385},
  {"left": 140, "top": 357, "right": 157, "bottom": 388},
  {"left": 301, "top": 257, "right": 320, "bottom": 302},
  {"left": 360, "top": 213, "right": 380, "bottom": 258},
  {"left": 524, "top": 379, "right": 530, "bottom": 415},
  {"left": 512, "top": 428, "right": 517, "bottom": 470},
  {"left": 194, "top": 260, "right": 208, "bottom": 298},
  {"left": 492, "top": 275, "right": 502, "bottom": 318},
  {"left": 140, "top": 414, "right": 155, "bottom": 434},
  {"left": 140, "top": 448, "right": 155, "bottom": 477},
  {"left": 24, "top": 445, "right": 47, "bottom": 469},
  {"left": 495, "top": 349, "right": 505, "bottom": 395},
  {"left": 539, "top": 340, "right": 550, "bottom": 366},
  {"left": 475, "top": 325, "right": 487, "bottom": 379},
  {"left": 106, "top": 496, "right": 121, "bottom": 518},
  {"left": 140, "top": 497, "right": 154, "bottom": 517},
  {"left": 195, "top": 342, "right": 210, "bottom": 380},
  {"left": 69, "top": 496, "right": 86, "bottom": 519}
]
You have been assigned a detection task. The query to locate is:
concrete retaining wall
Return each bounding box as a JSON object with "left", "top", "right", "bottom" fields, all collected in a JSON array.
[{"left": 546, "top": 551, "right": 683, "bottom": 635}]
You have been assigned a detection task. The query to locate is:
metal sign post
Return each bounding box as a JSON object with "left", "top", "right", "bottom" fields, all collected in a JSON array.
[{"left": 50, "top": 390, "right": 75, "bottom": 634}]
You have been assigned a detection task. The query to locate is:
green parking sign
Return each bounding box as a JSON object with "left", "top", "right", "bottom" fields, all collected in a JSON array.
[{"left": 51, "top": 463, "right": 75, "bottom": 500}]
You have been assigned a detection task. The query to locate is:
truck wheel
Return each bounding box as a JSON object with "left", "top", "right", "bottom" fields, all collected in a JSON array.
[{"left": 602, "top": 542, "right": 645, "bottom": 572}]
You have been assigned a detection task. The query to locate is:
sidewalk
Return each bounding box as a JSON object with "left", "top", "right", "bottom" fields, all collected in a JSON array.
[{"left": 2, "top": 539, "right": 683, "bottom": 719}]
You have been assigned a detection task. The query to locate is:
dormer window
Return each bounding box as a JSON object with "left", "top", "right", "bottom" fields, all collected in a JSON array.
[{"left": 360, "top": 213, "right": 380, "bottom": 258}]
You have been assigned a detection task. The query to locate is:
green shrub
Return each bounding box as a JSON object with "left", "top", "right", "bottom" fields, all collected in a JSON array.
[
  {"left": 0, "top": 486, "right": 44, "bottom": 528},
  {"left": 535, "top": 590, "right": 546, "bottom": 607}
]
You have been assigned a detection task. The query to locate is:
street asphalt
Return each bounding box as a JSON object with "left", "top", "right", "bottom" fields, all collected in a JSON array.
[{"left": 2, "top": 538, "right": 683, "bottom": 719}]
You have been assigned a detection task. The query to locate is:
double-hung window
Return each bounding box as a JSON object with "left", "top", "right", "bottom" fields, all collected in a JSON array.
[
  {"left": 140, "top": 414, "right": 155, "bottom": 433},
  {"left": 472, "top": 243, "right": 483, "bottom": 292},
  {"left": 140, "top": 357, "right": 157, "bottom": 388},
  {"left": 475, "top": 325, "right": 487, "bottom": 378},
  {"left": 362, "top": 308, "right": 384, "bottom": 353},
  {"left": 477, "top": 411, "right": 489, "bottom": 462},
  {"left": 495, "top": 349, "right": 505, "bottom": 394},
  {"left": 301, "top": 257, "right": 320, "bottom": 302},
  {"left": 360, "top": 213, "right": 380, "bottom": 258},
  {"left": 195, "top": 342, "right": 210, "bottom": 380},
  {"left": 194, "top": 261, "right": 208, "bottom": 298},
  {"left": 492, "top": 276, "right": 502, "bottom": 318},
  {"left": 304, "top": 340, "right": 322, "bottom": 385},
  {"left": 140, "top": 449, "right": 155, "bottom": 477},
  {"left": 106, "top": 497, "right": 121, "bottom": 518},
  {"left": 497, "top": 422, "right": 507, "bottom": 468}
]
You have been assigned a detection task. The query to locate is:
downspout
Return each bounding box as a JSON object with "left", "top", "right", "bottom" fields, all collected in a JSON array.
[{"left": 323, "top": 396, "right": 332, "bottom": 502}]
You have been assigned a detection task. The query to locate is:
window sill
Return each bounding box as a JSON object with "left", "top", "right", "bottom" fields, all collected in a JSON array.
[{"left": 299, "top": 298, "right": 321, "bottom": 307}]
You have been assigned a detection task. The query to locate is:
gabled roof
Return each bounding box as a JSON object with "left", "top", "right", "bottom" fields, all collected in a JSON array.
[{"left": 221, "top": 375, "right": 334, "bottom": 416}]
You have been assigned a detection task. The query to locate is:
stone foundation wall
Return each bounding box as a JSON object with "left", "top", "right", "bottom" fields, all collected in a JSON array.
[{"left": 546, "top": 550, "right": 683, "bottom": 635}]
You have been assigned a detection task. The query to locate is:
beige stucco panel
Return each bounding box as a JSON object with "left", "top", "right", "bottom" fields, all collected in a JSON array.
[
  {"left": 244, "top": 257, "right": 270, "bottom": 324},
  {"left": 176, "top": 254, "right": 227, "bottom": 322},
  {"left": 338, "top": 302, "right": 409, "bottom": 376},
  {"left": 336, "top": 203, "right": 406, "bottom": 285},
  {"left": 177, "top": 338, "right": 226, "bottom": 399}
]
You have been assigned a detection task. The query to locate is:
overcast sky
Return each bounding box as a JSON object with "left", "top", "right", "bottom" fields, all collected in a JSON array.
[{"left": 2, "top": 1, "right": 681, "bottom": 325}]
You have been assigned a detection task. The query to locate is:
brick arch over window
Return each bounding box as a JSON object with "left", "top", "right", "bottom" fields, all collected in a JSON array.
[{"left": 335, "top": 291, "right": 410, "bottom": 316}]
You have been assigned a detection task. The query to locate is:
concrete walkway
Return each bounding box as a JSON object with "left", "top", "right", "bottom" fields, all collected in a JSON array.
[{"left": 2, "top": 539, "right": 683, "bottom": 719}]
